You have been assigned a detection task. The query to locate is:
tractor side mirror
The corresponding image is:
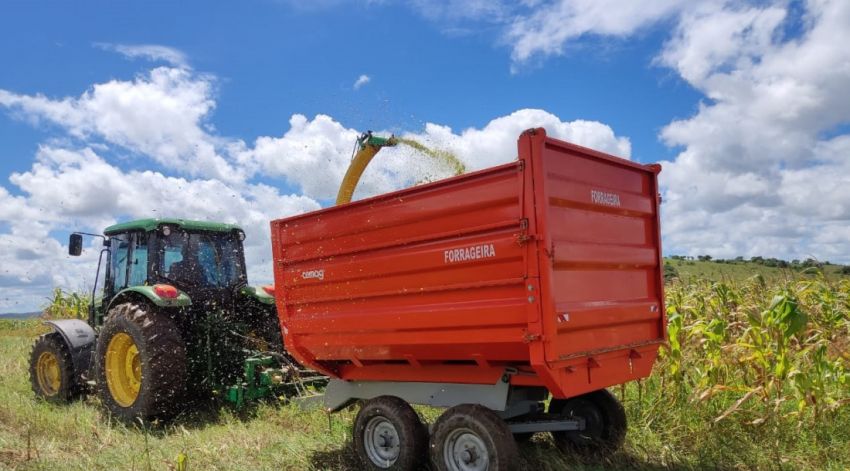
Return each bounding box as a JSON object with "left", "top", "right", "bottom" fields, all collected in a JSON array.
[{"left": 69, "top": 233, "right": 83, "bottom": 256}]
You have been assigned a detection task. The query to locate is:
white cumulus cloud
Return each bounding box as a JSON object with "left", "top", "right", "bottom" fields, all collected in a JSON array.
[
  {"left": 0, "top": 145, "right": 319, "bottom": 311},
  {"left": 408, "top": 0, "right": 850, "bottom": 262},
  {"left": 353, "top": 74, "right": 371, "bottom": 90},
  {"left": 244, "top": 109, "right": 629, "bottom": 201},
  {"left": 94, "top": 43, "right": 189, "bottom": 68},
  {"left": 407, "top": 109, "right": 630, "bottom": 171},
  {"left": 0, "top": 56, "right": 631, "bottom": 311},
  {"left": 656, "top": 0, "right": 850, "bottom": 260},
  {"left": 0, "top": 67, "right": 240, "bottom": 182},
  {"left": 506, "top": 0, "right": 696, "bottom": 67}
]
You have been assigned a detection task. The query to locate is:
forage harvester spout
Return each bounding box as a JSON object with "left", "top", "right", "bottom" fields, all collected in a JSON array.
[{"left": 335, "top": 131, "right": 398, "bottom": 205}]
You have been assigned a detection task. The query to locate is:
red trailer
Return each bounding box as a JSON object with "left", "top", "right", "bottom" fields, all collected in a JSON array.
[{"left": 270, "top": 128, "right": 665, "bottom": 470}]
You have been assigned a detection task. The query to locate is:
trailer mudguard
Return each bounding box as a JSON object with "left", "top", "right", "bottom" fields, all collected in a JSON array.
[
  {"left": 44, "top": 319, "right": 96, "bottom": 381},
  {"left": 106, "top": 286, "right": 192, "bottom": 312}
]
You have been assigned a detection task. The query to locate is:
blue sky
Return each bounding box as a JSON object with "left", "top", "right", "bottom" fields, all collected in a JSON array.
[
  {"left": 1, "top": 0, "right": 849, "bottom": 312},
  {"left": 0, "top": 1, "right": 699, "bottom": 170}
]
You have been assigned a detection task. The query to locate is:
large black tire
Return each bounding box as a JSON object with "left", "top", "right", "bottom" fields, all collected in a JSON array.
[
  {"left": 549, "top": 389, "right": 627, "bottom": 459},
  {"left": 95, "top": 302, "right": 187, "bottom": 424},
  {"left": 353, "top": 396, "right": 428, "bottom": 470},
  {"left": 29, "top": 333, "right": 82, "bottom": 403},
  {"left": 429, "top": 404, "right": 519, "bottom": 471}
]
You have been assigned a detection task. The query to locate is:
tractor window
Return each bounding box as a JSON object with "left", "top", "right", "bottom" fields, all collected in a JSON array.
[
  {"left": 196, "top": 241, "right": 218, "bottom": 285},
  {"left": 159, "top": 231, "right": 245, "bottom": 288},
  {"left": 110, "top": 234, "right": 130, "bottom": 293},
  {"left": 128, "top": 233, "right": 148, "bottom": 286},
  {"left": 161, "top": 234, "right": 188, "bottom": 282},
  {"left": 194, "top": 235, "right": 242, "bottom": 287},
  {"left": 162, "top": 243, "right": 183, "bottom": 274}
]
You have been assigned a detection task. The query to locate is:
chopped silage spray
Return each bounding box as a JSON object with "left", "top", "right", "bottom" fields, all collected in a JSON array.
[{"left": 396, "top": 138, "right": 466, "bottom": 176}]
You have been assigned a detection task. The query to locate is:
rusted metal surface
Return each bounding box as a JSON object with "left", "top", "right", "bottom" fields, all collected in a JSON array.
[{"left": 270, "top": 128, "right": 666, "bottom": 399}]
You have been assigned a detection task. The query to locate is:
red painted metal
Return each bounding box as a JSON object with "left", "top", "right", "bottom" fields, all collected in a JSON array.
[{"left": 270, "top": 128, "right": 666, "bottom": 399}]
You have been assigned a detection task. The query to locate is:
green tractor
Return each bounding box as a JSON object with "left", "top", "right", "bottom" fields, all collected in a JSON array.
[{"left": 29, "top": 218, "right": 316, "bottom": 423}]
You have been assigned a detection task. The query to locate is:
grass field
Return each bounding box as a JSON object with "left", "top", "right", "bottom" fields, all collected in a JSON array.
[
  {"left": 1, "top": 263, "right": 848, "bottom": 470},
  {"left": 668, "top": 259, "right": 850, "bottom": 283}
]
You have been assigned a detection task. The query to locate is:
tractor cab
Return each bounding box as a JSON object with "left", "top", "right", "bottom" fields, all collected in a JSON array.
[{"left": 86, "top": 219, "right": 253, "bottom": 325}]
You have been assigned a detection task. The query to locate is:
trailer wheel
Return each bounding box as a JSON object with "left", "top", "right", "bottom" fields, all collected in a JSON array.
[
  {"left": 549, "top": 389, "right": 626, "bottom": 458},
  {"left": 353, "top": 396, "right": 427, "bottom": 470},
  {"left": 29, "top": 333, "right": 82, "bottom": 403},
  {"left": 430, "top": 404, "right": 518, "bottom": 471},
  {"left": 96, "top": 303, "right": 187, "bottom": 424}
]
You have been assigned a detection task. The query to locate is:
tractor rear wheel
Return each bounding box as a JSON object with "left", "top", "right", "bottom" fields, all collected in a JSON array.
[
  {"left": 96, "top": 303, "right": 187, "bottom": 423},
  {"left": 29, "top": 333, "right": 81, "bottom": 403}
]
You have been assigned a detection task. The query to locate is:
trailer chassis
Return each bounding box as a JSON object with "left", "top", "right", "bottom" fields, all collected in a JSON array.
[
  {"left": 323, "top": 372, "right": 585, "bottom": 434},
  {"left": 311, "top": 369, "right": 627, "bottom": 470}
]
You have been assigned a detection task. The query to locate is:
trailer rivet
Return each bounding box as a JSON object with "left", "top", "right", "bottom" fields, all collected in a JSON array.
[
  {"left": 528, "top": 296, "right": 535, "bottom": 303},
  {"left": 527, "top": 284, "right": 534, "bottom": 291}
]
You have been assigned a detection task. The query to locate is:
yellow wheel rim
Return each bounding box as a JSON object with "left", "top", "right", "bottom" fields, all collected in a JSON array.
[
  {"left": 105, "top": 332, "right": 141, "bottom": 407},
  {"left": 36, "top": 351, "right": 61, "bottom": 395}
]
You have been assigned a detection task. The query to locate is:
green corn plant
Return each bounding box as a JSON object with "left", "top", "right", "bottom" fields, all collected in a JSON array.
[
  {"left": 658, "top": 270, "right": 848, "bottom": 427},
  {"left": 42, "top": 288, "right": 90, "bottom": 319}
]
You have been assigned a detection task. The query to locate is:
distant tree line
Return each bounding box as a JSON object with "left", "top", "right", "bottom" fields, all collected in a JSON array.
[{"left": 667, "top": 255, "right": 850, "bottom": 274}]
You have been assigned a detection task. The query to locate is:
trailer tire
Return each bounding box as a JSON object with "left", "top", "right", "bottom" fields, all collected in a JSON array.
[
  {"left": 29, "top": 333, "right": 82, "bottom": 403},
  {"left": 430, "top": 404, "right": 519, "bottom": 471},
  {"left": 353, "top": 396, "right": 427, "bottom": 470},
  {"left": 549, "top": 389, "right": 626, "bottom": 459},
  {"left": 95, "top": 302, "right": 187, "bottom": 424}
]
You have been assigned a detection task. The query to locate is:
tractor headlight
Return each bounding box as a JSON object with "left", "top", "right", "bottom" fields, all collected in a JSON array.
[
  {"left": 162, "top": 226, "right": 172, "bottom": 236},
  {"left": 236, "top": 230, "right": 246, "bottom": 241}
]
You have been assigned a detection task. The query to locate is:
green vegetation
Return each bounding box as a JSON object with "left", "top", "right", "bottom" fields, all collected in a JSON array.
[
  {"left": 667, "top": 257, "right": 850, "bottom": 283},
  {"left": 1, "top": 267, "right": 848, "bottom": 470},
  {"left": 663, "top": 261, "right": 679, "bottom": 282},
  {"left": 41, "top": 288, "right": 90, "bottom": 320},
  {"left": 654, "top": 273, "right": 849, "bottom": 469}
]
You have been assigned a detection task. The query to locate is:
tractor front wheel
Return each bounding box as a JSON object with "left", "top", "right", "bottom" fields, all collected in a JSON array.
[
  {"left": 96, "top": 303, "right": 187, "bottom": 423},
  {"left": 29, "top": 333, "right": 81, "bottom": 402}
]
